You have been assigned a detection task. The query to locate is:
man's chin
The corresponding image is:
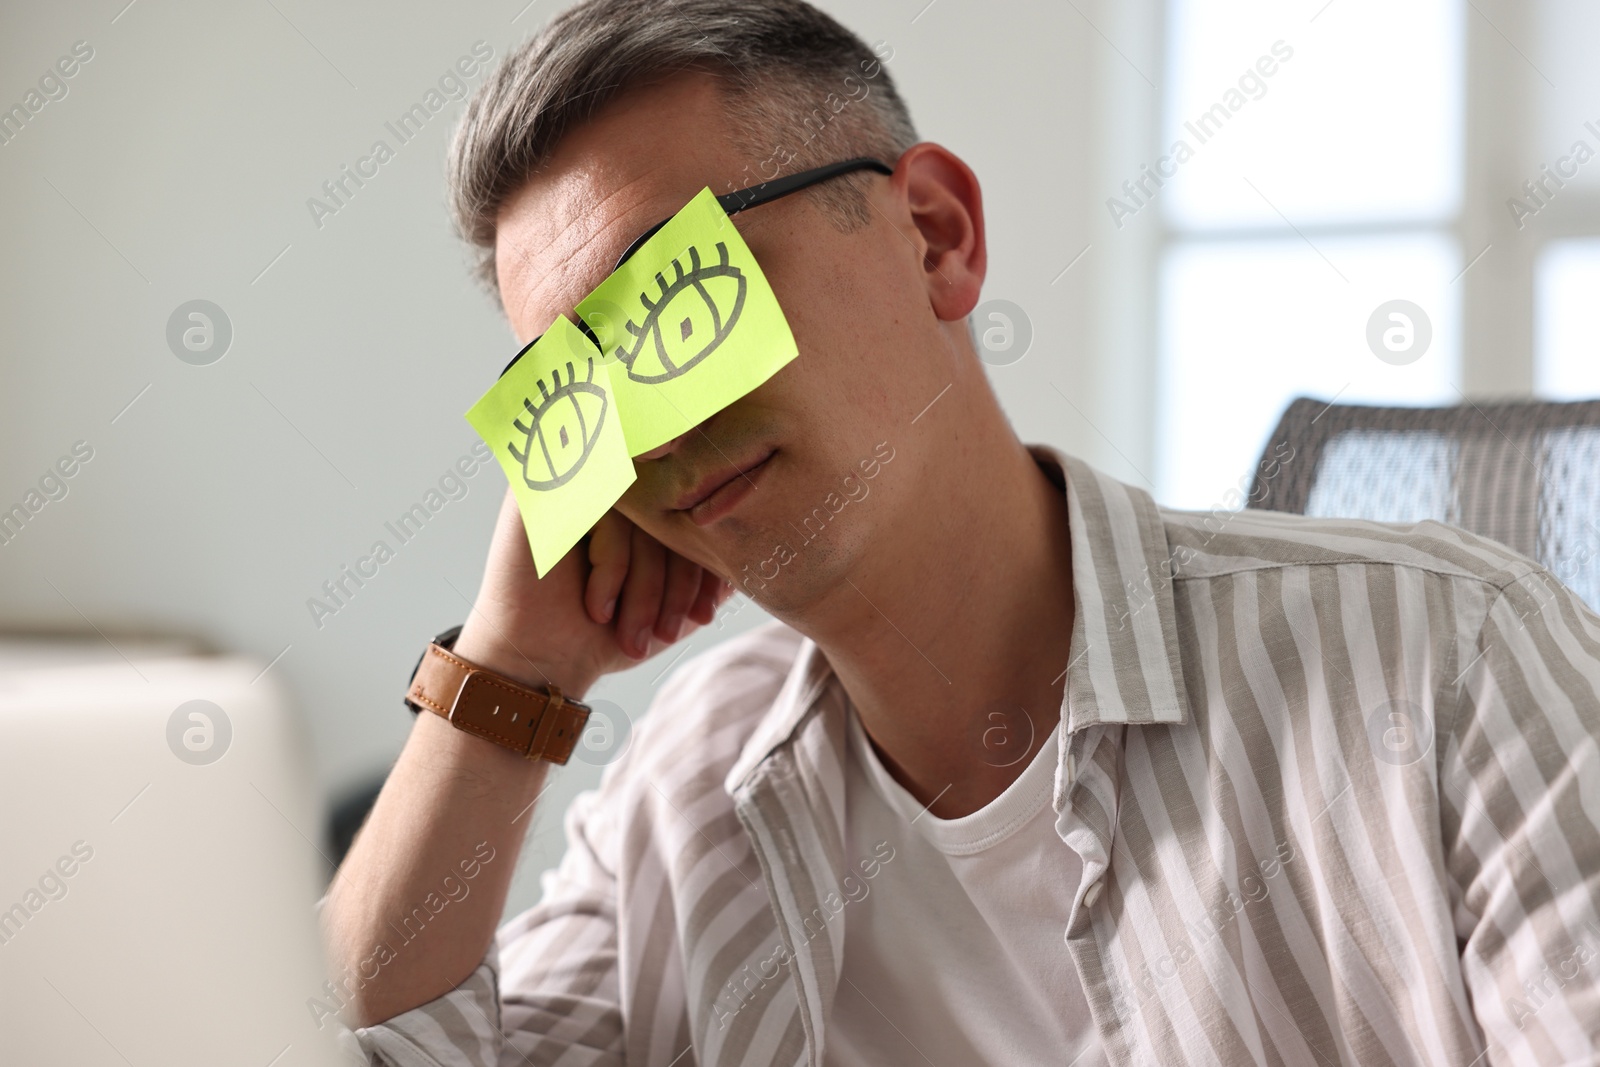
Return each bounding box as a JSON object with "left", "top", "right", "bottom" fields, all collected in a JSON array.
[{"left": 723, "top": 526, "right": 853, "bottom": 614}]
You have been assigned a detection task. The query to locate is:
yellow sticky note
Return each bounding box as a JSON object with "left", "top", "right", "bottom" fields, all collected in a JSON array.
[
  {"left": 465, "top": 316, "right": 635, "bottom": 577},
  {"left": 576, "top": 187, "right": 799, "bottom": 456}
]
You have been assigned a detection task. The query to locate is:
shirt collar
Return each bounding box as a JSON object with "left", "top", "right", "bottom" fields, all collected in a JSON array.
[
  {"left": 725, "top": 447, "right": 1192, "bottom": 793},
  {"left": 1037, "top": 445, "right": 1191, "bottom": 730},
  {"left": 724, "top": 634, "right": 839, "bottom": 794}
]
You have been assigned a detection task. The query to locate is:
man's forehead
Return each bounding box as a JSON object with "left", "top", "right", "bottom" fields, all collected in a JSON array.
[
  {"left": 495, "top": 167, "right": 663, "bottom": 336},
  {"left": 494, "top": 73, "right": 742, "bottom": 339}
]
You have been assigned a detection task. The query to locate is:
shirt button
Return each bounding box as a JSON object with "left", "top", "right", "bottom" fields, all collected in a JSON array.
[{"left": 1082, "top": 880, "right": 1103, "bottom": 908}]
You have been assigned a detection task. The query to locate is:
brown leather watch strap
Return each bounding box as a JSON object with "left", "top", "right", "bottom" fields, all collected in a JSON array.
[{"left": 406, "top": 643, "right": 590, "bottom": 765}]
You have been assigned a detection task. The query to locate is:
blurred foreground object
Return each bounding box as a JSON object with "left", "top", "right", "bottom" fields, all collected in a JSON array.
[{"left": 0, "top": 636, "right": 350, "bottom": 1066}]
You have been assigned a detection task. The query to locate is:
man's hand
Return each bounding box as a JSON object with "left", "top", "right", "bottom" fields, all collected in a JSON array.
[
  {"left": 454, "top": 487, "right": 733, "bottom": 697},
  {"left": 325, "top": 489, "right": 735, "bottom": 1028}
]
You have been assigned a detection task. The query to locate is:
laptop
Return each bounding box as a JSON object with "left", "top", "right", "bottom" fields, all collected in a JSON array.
[{"left": 0, "top": 637, "right": 353, "bottom": 1066}]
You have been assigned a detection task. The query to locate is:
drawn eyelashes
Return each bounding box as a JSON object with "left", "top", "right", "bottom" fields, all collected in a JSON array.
[
  {"left": 507, "top": 359, "right": 608, "bottom": 490},
  {"left": 614, "top": 241, "right": 747, "bottom": 384}
]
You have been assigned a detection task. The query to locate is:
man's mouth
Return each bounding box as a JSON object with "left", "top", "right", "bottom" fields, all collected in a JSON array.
[{"left": 673, "top": 448, "right": 777, "bottom": 526}]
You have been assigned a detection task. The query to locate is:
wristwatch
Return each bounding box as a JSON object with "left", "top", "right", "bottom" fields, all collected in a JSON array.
[{"left": 404, "top": 624, "right": 591, "bottom": 765}]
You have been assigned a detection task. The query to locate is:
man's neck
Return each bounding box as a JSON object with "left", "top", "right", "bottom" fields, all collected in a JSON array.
[{"left": 788, "top": 425, "right": 1075, "bottom": 820}]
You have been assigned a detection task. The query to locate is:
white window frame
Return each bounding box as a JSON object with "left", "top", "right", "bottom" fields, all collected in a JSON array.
[{"left": 1084, "top": 0, "right": 1598, "bottom": 495}]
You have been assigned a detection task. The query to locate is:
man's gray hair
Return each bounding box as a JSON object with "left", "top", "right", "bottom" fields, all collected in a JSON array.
[{"left": 446, "top": 0, "right": 919, "bottom": 293}]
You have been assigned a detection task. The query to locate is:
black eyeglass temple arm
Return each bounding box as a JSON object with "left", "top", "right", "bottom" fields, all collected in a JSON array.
[
  {"left": 715, "top": 156, "right": 894, "bottom": 214},
  {"left": 613, "top": 157, "right": 893, "bottom": 270}
]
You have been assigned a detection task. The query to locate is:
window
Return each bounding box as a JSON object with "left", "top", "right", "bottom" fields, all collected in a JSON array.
[
  {"left": 1153, "top": 0, "right": 1467, "bottom": 510},
  {"left": 1535, "top": 239, "right": 1600, "bottom": 400},
  {"left": 1530, "top": 0, "right": 1600, "bottom": 401}
]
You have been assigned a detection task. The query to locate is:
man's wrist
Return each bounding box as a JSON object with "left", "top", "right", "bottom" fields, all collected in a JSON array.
[{"left": 451, "top": 621, "right": 596, "bottom": 700}]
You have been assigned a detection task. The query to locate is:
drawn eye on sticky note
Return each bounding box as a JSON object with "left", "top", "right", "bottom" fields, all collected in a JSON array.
[
  {"left": 619, "top": 242, "right": 747, "bottom": 384},
  {"left": 508, "top": 358, "right": 610, "bottom": 489},
  {"left": 577, "top": 187, "right": 798, "bottom": 457},
  {"left": 467, "top": 316, "right": 635, "bottom": 577}
]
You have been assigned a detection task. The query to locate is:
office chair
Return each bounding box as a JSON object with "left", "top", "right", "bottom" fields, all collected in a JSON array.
[{"left": 1249, "top": 396, "right": 1600, "bottom": 611}]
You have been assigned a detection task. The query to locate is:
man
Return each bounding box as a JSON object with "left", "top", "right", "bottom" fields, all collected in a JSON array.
[{"left": 322, "top": 1, "right": 1600, "bottom": 1063}]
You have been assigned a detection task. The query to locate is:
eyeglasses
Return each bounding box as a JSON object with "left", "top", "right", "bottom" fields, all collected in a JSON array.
[{"left": 501, "top": 156, "right": 894, "bottom": 377}]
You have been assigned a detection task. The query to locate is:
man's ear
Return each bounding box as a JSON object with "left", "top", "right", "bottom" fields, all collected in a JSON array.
[{"left": 892, "top": 143, "right": 987, "bottom": 322}]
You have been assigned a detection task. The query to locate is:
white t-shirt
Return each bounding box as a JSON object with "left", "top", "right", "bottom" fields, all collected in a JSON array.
[{"left": 825, "top": 706, "right": 1104, "bottom": 1066}]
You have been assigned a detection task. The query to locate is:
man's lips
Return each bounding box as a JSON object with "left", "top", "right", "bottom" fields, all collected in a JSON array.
[{"left": 672, "top": 448, "right": 776, "bottom": 521}]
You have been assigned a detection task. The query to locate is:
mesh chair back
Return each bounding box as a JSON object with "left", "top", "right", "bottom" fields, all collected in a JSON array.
[{"left": 1250, "top": 397, "right": 1600, "bottom": 610}]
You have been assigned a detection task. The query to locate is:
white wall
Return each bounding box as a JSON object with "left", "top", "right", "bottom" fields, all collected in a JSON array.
[{"left": 0, "top": 0, "right": 1117, "bottom": 910}]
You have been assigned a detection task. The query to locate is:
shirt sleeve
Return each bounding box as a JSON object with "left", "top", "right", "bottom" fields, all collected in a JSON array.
[
  {"left": 347, "top": 785, "right": 627, "bottom": 1067},
  {"left": 494, "top": 786, "right": 628, "bottom": 1066},
  {"left": 1445, "top": 570, "right": 1600, "bottom": 1064},
  {"left": 346, "top": 944, "right": 504, "bottom": 1066}
]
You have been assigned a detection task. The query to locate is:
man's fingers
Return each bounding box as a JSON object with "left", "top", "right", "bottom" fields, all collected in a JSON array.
[
  {"left": 688, "top": 569, "right": 728, "bottom": 625},
  {"left": 586, "top": 511, "right": 632, "bottom": 624},
  {"left": 589, "top": 514, "right": 738, "bottom": 655},
  {"left": 615, "top": 525, "right": 666, "bottom": 658},
  {"left": 654, "top": 553, "right": 702, "bottom": 643}
]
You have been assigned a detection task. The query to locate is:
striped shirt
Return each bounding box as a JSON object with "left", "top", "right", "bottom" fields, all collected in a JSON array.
[{"left": 347, "top": 447, "right": 1600, "bottom": 1066}]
